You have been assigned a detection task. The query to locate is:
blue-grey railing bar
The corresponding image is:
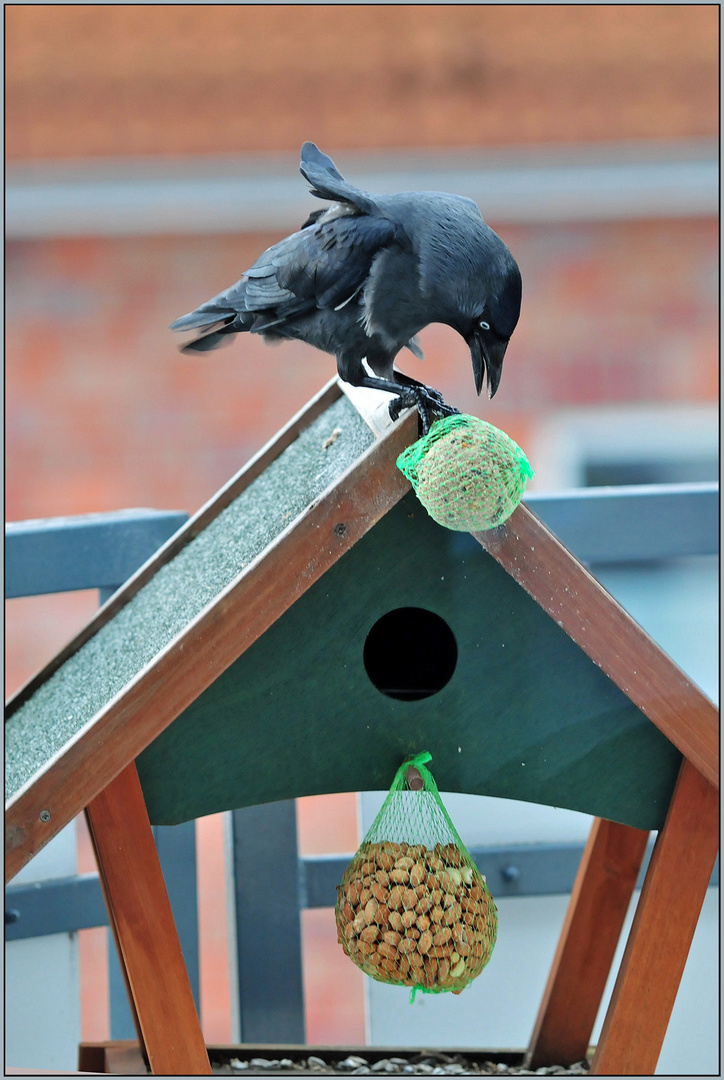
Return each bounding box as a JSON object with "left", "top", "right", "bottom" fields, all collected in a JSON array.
[
  {"left": 5, "top": 484, "right": 718, "bottom": 603},
  {"left": 7, "top": 841, "right": 718, "bottom": 941},
  {"left": 524, "top": 482, "right": 718, "bottom": 564},
  {"left": 5, "top": 509, "right": 189, "bottom": 599}
]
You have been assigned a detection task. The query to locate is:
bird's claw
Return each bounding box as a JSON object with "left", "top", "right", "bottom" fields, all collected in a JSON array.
[{"left": 388, "top": 386, "right": 461, "bottom": 435}]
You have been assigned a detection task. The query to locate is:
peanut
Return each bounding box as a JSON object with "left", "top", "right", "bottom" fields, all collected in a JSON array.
[
  {"left": 410, "top": 863, "right": 426, "bottom": 887},
  {"left": 417, "top": 930, "right": 433, "bottom": 954}
]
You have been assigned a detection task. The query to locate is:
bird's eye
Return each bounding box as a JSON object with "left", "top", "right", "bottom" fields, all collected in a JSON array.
[{"left": 479, "top": 320, "right": 490, "bottom": 331}]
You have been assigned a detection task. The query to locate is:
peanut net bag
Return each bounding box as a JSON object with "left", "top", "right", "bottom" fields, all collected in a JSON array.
[
  {"left": 335, "top": 752, "right": 497, "bottom": 998},
  {"left": 396, "top": 414, "right": 534, "bottom": 532}
]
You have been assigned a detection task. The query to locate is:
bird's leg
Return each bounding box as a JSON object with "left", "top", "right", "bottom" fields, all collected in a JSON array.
[{"left": 356, "top": 375, "right": 459, "bottom": 435}]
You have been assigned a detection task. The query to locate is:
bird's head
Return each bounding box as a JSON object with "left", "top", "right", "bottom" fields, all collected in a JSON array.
[{"left": 467, "top": 262, "right": 522, "bottom": 399}]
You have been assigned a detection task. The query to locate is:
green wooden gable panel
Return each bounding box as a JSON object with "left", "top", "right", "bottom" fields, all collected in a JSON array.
[{"left": 137, "top": 493, "right": 681, "bottom": 831}]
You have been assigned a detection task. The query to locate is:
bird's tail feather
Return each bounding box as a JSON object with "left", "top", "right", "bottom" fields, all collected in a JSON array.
[
  {"left": 300, "top": 142, "right": 377, "bottom": 214},
  {"left": 178, "top": 325, "right": 238, "bottom": 353},
  {"left": 169, "top": 309, "right": 235, "bottom": 332}
]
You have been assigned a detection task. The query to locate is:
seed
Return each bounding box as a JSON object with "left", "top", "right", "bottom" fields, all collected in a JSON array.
[
  {"left": 415, "top": 895, "right": 432, "bottom": 913},
  {"left": 383, "top": 930, "right": 401, "bottom": 946},
  {"left": 401, "top": 909, "right": 416, "bottom": 928},
  {"left": 410, "top": 863, "right": 426, "bottom": 887},
  {"left": 389, "top": 911, "right": 403, "bottom": 932},
  {"left": 446, "top": 867, "right": 463, "bottom": 889},
  {"left": 402, "top": 888, "right": 418, "bottom": 909},
  {"left": 430, "top": 905, "right": 444, "bottom": 924},
  {"left": 450, "top": 959, "right": 466, "bottom": 978},
  {"left": 389, "top": 867, "right": 410, "bottom": 884},
  {"left": 375, "top": 904, "right": 390, "bottom": 927},
  {"left": 433, "top": 926, "right": 452, "bottom": 946},
  {"left": 398, "top": 937, "right": 417, "bottom": 954},
  {"left": 408, "top": 951, "right": 424, "bottom": 968},
  {"left": 388, "top": 886, "right": 404, "bottom": 910},
  {"left": 364, "top": 899, "right": 378, "bottom": 924},
  {"left": 375, "top": 869, "right": 390, "bottom": 887},
  {"left": 443, "top": 845, "right": 462, "bottom": 867},
  {"left": 371, "top": 882, "right": 386, "bottom": 903},
  {"left": 416, "top": 914, "right": 431, "bottom": 933},
  {"left": 377, "top": 942, "right": 397, "bottom": 959},
  {"left": 360, "top": 925, "right": 379, "bottom": 943},
  {"left": 357, "top": 940, "right": 374, "bottom": 955},
  {"left": 395, "top": 856, "right": 414, "bottom": 870},
  {"left": 417, "top": 930, "right": 433, "bottom": 954}
]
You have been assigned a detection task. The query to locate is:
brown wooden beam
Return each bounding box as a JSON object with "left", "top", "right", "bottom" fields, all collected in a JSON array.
[
  {"left": 525, "top": 817, "right": 649, "bottom": 1069},
  {"left": 590, "top": 758, "right": 719, "bottom": 1075},
  {"left": 85, "top": 762, "right": 210, "bottom": 1075},
  {"left": 475, "top": 503, "right": 719, "bottom": 788}
]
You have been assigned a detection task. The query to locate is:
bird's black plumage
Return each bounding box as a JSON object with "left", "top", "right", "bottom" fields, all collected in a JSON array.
[{"left": 170, "top": 142, "right": 521, "bottom": 431}]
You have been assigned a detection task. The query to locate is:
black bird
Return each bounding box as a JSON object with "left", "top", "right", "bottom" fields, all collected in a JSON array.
[{"left": 170, "top": 142, "right": 521, "bottom": 433}]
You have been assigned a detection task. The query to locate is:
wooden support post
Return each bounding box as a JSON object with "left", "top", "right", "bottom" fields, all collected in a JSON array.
[
  {"left": 85, "top": 763, "right": 210, "bottom": 1075},
  {"left": 525, "top": 818, "right": 649, "bottom": 1069},
  {"left": 591, "top": 759, "right": 719, "bottom": 1075}
]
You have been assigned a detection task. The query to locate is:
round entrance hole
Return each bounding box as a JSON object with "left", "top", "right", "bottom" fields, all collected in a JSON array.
[{"left": 363, "top": 607, "right": 458, "bottom": 701}]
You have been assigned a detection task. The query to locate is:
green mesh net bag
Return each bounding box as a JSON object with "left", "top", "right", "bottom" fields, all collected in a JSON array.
[
  {"left": 396, "top": 414, "right": 534, "bottom": 532},
  {"left": 335, "top": 752, "right": 497, "bottom": 999}
]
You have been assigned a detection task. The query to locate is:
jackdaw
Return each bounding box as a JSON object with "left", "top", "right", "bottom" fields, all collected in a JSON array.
[{"left": 170, "top": 142, "right": 521, "bottom": 433}]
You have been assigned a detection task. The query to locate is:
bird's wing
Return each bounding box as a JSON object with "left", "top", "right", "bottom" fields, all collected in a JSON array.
[
  {"left": 242, "top": 213, "right": 399, "bottom": 320},
  {"left": 299, "top": 142, "right": 378, "bottom": 215}
]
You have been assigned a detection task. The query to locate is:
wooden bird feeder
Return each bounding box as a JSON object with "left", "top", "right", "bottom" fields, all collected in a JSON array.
[{"left": 5, "top": 378, "right": 718, "bottom": 1075}]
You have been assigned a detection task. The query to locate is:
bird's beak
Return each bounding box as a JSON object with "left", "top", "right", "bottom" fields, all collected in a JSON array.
[{"left": 470, "top": 328, "right": 508, "bottom": 399}]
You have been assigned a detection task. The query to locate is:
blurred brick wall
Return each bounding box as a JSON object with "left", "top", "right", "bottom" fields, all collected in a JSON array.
[{"left": 6, "top": 5, "right": 718, "bottom": 159}]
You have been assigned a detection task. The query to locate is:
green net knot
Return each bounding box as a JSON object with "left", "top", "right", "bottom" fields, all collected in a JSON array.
[{"left": 396, "top": 414, "right": 534, "bottom": 532}]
